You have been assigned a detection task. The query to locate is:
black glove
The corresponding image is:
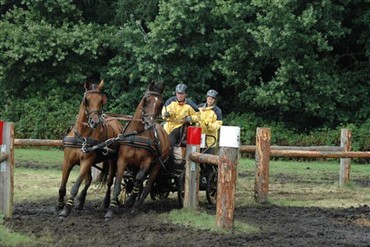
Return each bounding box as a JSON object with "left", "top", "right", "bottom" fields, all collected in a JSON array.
[{"left": 185, "top": 116, "right": 192, "bottom": 123}]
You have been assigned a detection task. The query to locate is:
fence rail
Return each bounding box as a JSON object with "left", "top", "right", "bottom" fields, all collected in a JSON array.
[
  {"left": 240, "top": 145, "right": 345, "bottom": 152},
  {"left": 14, "top": 139, "right": 62, "bottom": 147}
]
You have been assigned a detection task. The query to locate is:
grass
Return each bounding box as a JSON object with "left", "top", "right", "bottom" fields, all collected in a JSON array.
[
  {"left": 15, "top": 148, "right": 64, "bottom": 168},
  {"left": 2, "top": 148, "right": 370, "bottom": 244},
  {"left": 162, "top": 208, "right": 259, "bottom": 234},
  {"left": 0, "top": 214, "right": 42, "bottom": 247},
  {"left": 14, "top": 148, "right": 106, "bottom": 203},
  {"left": 236, "top": 158, "right": 370, "bottom": 208}
]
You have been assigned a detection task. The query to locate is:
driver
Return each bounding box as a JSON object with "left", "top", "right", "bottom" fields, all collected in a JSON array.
[
  {"left": 162, "top": 83, "right": 200, "bottom": 147},
  {"left": 198, "top": 89, "right": 223, "bottom": 175}
]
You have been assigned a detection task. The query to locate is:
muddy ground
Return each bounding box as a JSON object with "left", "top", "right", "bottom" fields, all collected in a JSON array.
[
  {"left": 4, "top": 193, "right": 370, "bottom": 246},
  {"left": 4, "top": 159, "right": 370, "bottom": 247}
]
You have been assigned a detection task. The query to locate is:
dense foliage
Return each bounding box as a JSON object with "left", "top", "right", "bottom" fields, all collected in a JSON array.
[{"left": 0, "top": 0, "right": 368, "bottom": 149}]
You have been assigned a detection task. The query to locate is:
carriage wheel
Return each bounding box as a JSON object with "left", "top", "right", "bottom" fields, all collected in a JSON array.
[
  {"left": 150, "top": 189, "right": 170, "bottom": 200},
  {"left": 119, "top": 184, "right": 128, "bottom": 205},
  {"left": 206, "top": 170, "right": 218, "bottom": 205},
  {"left": 177, "top": 170, "right": 185, "bottom": 208}
]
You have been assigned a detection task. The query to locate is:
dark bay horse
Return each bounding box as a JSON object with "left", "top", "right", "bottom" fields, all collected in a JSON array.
[
  {"left": 58, "top": 80, "right": 122, "bottom": 218},
  {"left": 104, "top": 81, "right": 170, "bottom": 218}
]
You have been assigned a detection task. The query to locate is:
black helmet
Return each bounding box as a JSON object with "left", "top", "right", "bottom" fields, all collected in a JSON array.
[
  {"left": 175, "top": 83, "right": 187, "bottom": 93},
  {"left": 206, "top": 89, "right": 218, "bottom": 98}
]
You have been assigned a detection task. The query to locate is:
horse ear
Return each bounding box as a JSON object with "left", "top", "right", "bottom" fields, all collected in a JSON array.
[
  {"left": 101, "top": 94, "right": 107, "bottom": 105},
  {"left": 98, "top": 80, "right": 104, "bottom": 91},
  {"left": 148, "top": 80, "right": 155, "bottom": 90},
  {"left": 84, "top": 82, "right": 90, "bottom": 91},
  {"left": 159, "top": 83, "right": 165, "bottom": 94}
]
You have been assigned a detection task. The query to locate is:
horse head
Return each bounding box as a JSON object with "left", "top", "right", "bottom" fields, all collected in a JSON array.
[
  {"left": 141, "top": 81, "right": 164, "bottom": 130},
  {"left": 83, "top": 80, "right": 107, "bottom": 128}
]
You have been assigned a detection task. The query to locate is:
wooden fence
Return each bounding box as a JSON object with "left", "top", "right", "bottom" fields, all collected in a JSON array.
[
  {"left": 0, "top": 121, "right": 14, "bottom": 219},
  {"left": 244, "top": 128, "right": 370, "bottom": 203},
  {"left": 184, "top": 126, "right": 240, "bottom": 230},
  {"left": 3, "top": 124, "right": 370, "bottom": 230}
]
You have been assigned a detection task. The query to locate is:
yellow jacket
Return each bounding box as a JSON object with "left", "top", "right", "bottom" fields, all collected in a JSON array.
[
  {"left": 198, "top": 103, "right": 223, "bottom": 148},
  {"left": 162, "top": 97, "right": 200, "bottom": 134}
]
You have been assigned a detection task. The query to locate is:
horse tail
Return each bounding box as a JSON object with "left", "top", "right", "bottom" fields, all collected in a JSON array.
[{"left": 94, "top": 160, "right": 110, "bottom": 186}]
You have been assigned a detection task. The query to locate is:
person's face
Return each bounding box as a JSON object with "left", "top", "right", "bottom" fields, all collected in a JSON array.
[
  {"left": 206, "top": 96, "right": 216, "bottom": 106},
  {"left": 176, "top": 92, "right": 186, "bottom": 101}
]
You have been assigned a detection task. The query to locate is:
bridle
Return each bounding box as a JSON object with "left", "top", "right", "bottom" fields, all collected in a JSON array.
[
  {"left": 141, "top": 91, "right": 163, "bottom": 131},
  {"left": 83, "top": 89, "right": 105, "bottom": 128}
]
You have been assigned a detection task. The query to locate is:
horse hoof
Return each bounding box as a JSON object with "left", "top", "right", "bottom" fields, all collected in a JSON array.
[
  {"left": 104, "top": 210, "right": 114, "bottom": 220},
  {"left": 58, "top": 215, "right": 66, "bottom": 220},
  {"left": 56, "top": 202, "right": 65, "bottom": 211},
  {"left": 130, "top": 208, "right": 139, "bottom": 216},
  {"left": 58, "top": 204, "right": 72, "bottom": 218},
  {"left": 58, "top": 210, "right": 69, "bottom": 218}
]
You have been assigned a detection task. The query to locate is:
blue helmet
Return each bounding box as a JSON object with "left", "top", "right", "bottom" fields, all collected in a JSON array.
[
  {"left": 206, "top": 89, "right": 218, "bottom": 98},
  {"left": 175, "top": 83, "right": 187, "bottom": 93}
]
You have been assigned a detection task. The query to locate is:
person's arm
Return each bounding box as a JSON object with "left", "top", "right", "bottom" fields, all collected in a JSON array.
[
  {"left": 162, "top": 97, "right": 175, "bottom": 119},
  {"left": 186, "top": 99, "right": 200, "bottom": 123},
  {"left": 204, "top": 106, "right": 223, "bottom": 131}
]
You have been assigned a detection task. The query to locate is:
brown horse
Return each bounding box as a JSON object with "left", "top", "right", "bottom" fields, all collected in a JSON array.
[
  {"left": 104, "top": 81, "right": 170, "bottom": 218},
  {"left": 58, "top": 80, "right": 122, "bottom": 218}
]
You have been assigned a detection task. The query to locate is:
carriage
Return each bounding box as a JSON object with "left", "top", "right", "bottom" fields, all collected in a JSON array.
[{"left": 120, "top": 134, "right": 219, "bottom": 208}]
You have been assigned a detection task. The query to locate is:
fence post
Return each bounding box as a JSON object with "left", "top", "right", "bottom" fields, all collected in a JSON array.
[
  {"left": 183, "top": 126, "right": 202, "bottom": 210},
  {"left": 0, "top": 121, "right": 15, "bottom": 219},
  {"left": 339, "top": 129, "right": 352, "bottom": 186},
  {"left": 254, "top": 127, "right": 271, "bottom": 203},
  {"left": 216, "top": 126, "right": 240, "bottom": 230}
]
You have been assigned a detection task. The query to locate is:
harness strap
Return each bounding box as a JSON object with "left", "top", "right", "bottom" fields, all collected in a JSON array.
[
  {"left": 63, "top": 136, "right": 101, "bottom": 148},
  {"left": 118, "top": 136, "right": 159, "bottom": 156}
]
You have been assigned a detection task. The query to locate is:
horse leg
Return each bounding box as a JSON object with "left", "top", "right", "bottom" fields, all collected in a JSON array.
[
  {"left": 125, "top": 169, "right": 145, "bottom": 208},
  {"left": 58, "top": 174, "right": 84, "bottom": 218},
  {"left": 131, "top": 164, "right": 160, "bottom": 215},
  {"left": 59, "top": 159, "right": 92, "bottom": 218},
  {"left": 77, "top": 169, "right": 92, "bottom": 210},
  {"left": 102, "top": 160, "right": 116, "bottom": 209},
  {"left": 105, "top": 159, "right": 126, "bottom": 220},
  {"left": 57, "top": 160, "right": 74, "bottom": 211}
]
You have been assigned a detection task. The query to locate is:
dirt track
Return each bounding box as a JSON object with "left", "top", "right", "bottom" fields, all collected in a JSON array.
[{"left": 5, "top": 197, "right": 370, "bottom": 246}]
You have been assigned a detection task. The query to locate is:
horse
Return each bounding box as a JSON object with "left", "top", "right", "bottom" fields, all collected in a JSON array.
[
  {"left": 104, "top": 81, "right": 170, "bottom": 218},
  {"left": 58, "top": 80, "right": 123, "bottom": 218}
]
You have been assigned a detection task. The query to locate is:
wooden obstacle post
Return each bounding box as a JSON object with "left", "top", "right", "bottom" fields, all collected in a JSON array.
[
  {"left": 0, "top": 121, "right": 15, "bottom": 219},
  {"left": 339, "top": 129, "right": 352, "bottom": 186},
  {"left": 216, "top": 126, "right": 240, "bottom": 230},
  {"left": 183, "top": 126, "right": 202, "bottom": 210},
  {"left": 254, "top": 127, "right": 271, "bottom": 203}
]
